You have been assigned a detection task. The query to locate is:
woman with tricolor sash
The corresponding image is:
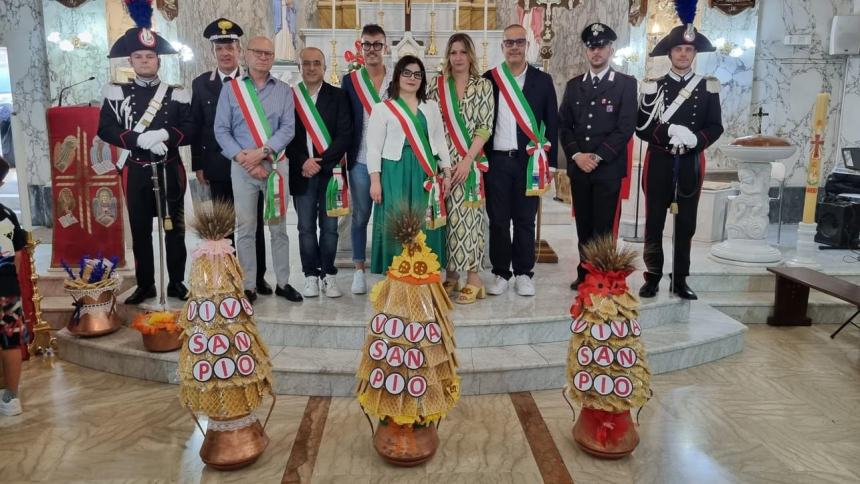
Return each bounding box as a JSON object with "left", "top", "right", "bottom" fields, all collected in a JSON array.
[
  {"left": 427, "top": 33, "right": 494, "bottom": 305},
  {"left": 366, "top": 55, "right": 452, "bottom": 275}
]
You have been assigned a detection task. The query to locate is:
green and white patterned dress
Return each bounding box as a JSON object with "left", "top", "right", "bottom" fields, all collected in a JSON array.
[{"left": 428, "top": 75, "right": 494, "bottom": 272}]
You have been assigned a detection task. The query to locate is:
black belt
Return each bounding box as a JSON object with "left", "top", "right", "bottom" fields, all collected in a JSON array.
[{"left": 492, "top": 149, "right": 519, "bottom": 158}]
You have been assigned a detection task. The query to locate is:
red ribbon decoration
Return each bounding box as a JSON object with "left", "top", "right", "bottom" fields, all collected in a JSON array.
[{"left": 570, "top": 262, "right": 633, "bottom": 318}]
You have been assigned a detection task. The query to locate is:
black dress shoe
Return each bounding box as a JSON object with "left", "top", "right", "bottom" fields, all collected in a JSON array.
[
  {"left": 570, "top": 278, "right": 583, "bottom": 291},
  {"left": 244, "top": 289, "right": 258, "bottom": 303},
  {"left": 167, "top": 281, "right": 189, "bottom": 301},
  {"left": 639, "top": 279, "right": 659, "bottom": 298},
  {"left": 125, "top": 285, "right": 156, "bottom": 305},
  {"left": 256, "top": 279, "right": 273, "bottom": 295},
  {"left": 670, "top": 277, "right": 698, "bottom": 300},
  {"left": 275, "top": 284, "right": 303, "bottom": 302}
]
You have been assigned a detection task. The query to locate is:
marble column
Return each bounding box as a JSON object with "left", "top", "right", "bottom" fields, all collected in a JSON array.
[
  {"left": 0, "top": 0, "right": 53, "bottom": 227},
  {"left": 496, "top": 0, "right": 631, "bottom": 97},
  {"left": 175, "top": 1, "right": 274, "bottom": 86}
]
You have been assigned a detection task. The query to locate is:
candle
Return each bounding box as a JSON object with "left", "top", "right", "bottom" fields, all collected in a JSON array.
[
  {"left": 801, "top": 93, "right": 831, "bottom": 224},
  {"left": 356, "top": 0, "right": 361, "bottom": 29},
  {"left": 455, "top": 1, "right": 460, "bottom": 30},
  {"left": 483, "top": 0, "right": 489, "bottom": 41},
  {"left": 332, "top": 0, "right": 336, "bottom": 32}
]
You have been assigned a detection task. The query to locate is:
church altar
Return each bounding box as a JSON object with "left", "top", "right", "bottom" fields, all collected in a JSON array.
[{"left": 300, "top": 0, "right": 506, "bottom": 82}]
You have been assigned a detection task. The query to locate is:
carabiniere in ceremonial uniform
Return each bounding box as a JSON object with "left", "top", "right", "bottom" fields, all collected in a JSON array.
[
  {"left": 559, "top": 23, "right": 638, "bottom": 291},
  {"left": 636, "top": 24, "right": 724, "bottom": 300},
  {"left": 97, "top": 24, "right": 194, "bottom": 304}
]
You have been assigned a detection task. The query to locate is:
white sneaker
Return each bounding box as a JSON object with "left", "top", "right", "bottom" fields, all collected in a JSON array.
[
  {"left": 515, "top": 275, "right": 535, "bottom": 296},
  {"left": 486, "top": 275, "right": 509, "bottom": 295},
  {"left": 321, "top": 276, "right": 342, "bottom": 298},
  {"left": 0, "top": 397, "right": 22, "bottom": 416},
  {"left": 303, "top": 275, "right": 320, "bottom": 297},
  {"left": 352, "top": 269, "right": 367, "bottom": 294}
]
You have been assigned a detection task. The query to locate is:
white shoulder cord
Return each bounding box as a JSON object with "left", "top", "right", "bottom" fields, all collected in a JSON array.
[{"left": 636, "top": 86, "right": 664, "bottom": 132}]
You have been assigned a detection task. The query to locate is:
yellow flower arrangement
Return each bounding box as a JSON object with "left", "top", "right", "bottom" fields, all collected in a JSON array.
[{"left": 131, "top": 311, "right": 180, "bottom": 335}]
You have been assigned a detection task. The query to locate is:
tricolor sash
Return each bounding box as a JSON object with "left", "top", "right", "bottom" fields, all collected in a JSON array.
[
  {"left": 350, "top": 67, "right": 383, "bottom": 115},
  {"left": 437, "top": 75, "right": 487, "bottom": 207},
  {"left": 384, "top": 98, "right": 447, "bottom": 229},
  {"left": 294, "top": 82, "right": 350, "bottom": 217},
  {"left": 491, "top": 63, "right": 553, "bottom": 196},
  {"left": 229, "top": 77, "right": 286, "bottom": 224}
]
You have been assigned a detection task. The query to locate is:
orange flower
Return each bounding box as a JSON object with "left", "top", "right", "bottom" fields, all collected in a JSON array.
[{"left": 131, "top": 311, "right": 180, "bottom": 335}]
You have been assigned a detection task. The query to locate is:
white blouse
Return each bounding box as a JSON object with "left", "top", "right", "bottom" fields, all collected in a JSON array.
[{"left": 365, "top": 99, "right": 452, "bottom": 174}]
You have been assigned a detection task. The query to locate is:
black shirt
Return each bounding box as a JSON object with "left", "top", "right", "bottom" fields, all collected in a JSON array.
[{"left": 0, "top": 204, "right": 25, "bottom": 297}]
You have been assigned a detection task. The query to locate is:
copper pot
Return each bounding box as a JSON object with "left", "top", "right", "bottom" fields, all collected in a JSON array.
[
  {"left": 199, "top": 415, "right": 270, "bottom": 471},
  {"left": 572, "top": 407, "right": 639, "bottom": 459},
  {"left": 66, "top": 283, "right": 121, "bottom": 337},
  {"left": 141, "top": 329, "right": 183, "bottom": 352},
  {"left": 373, "top": 420, "right": 439, "bottom": 466}
]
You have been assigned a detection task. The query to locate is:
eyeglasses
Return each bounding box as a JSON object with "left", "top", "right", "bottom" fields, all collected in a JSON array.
[
  {"left": 361, "top": 41, "right": 385, "bottom": 51},
  {"left": 248, "top": 48, "right": 275, "bottom": 58},
  {"left": 502, "top": 38, "right": 528, "bottom": 48},
  {"left": 301, "top": 60, "right": 323, "bottom": 68},
  {"left": 400, "top": 69, "right": 424, "bottom": 80}
]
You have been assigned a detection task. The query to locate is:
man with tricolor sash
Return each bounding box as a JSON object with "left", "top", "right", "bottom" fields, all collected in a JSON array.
[
  {"left": 286, "top": 47, "right": 353, "bottom": 298},
  {"left": 342, "top": 24, "right": 393, "bottom": 295},
  {"left": 214, "top": 36, "right": 303, "bottom": 303},
  {"left": 191, "top": 18, "right": 273, "bottom": 298},
  {"left": 482, "top": 24, "right": 558, "bottom": 298}
]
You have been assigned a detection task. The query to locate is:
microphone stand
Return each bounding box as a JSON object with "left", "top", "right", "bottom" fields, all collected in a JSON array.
[{"left": 57, "top": 76, "right": 96, "bottom": 107}]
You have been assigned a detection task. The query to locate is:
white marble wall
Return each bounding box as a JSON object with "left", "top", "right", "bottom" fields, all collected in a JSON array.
[
  {"left": 837, "top": 1, "right": 860, "bottom": 153},
  {"left": 752, "top": 0, "right": 855, "bottom": 186},
  {"left": 42, "top": 0, "right": 110, "bottom": 106},
  {"left": 0, "top": 0, "right": 53, "bottom": 226}
]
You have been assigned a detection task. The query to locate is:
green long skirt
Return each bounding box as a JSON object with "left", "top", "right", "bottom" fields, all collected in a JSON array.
[{"left": 370, "top": 144, "right": 447, "bottom": 274}]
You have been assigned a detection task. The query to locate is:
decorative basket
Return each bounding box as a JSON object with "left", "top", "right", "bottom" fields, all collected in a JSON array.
[{"left": 64, "top": 275, "right": 121, "bottom": 337}]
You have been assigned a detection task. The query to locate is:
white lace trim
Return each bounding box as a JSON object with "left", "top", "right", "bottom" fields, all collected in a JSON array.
[{"left": 206, "top": 414, "right": 259, "bottom": 432}]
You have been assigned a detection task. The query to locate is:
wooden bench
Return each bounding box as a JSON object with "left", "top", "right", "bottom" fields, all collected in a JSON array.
[{"left": 767, "top": 266, "right": 860, "bottom": 338}]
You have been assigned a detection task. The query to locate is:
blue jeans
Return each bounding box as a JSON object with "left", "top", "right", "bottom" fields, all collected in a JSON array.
[
  {"left": 349, "top": 163, "right": 372, "bottom": 263},
  {"left": 294, "top": 175, "right": 338, "bottom": 277}
]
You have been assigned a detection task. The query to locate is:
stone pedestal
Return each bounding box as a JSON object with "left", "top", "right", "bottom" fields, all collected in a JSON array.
[{"left": 711, "top": 161, "right": 782, "bottom": 265}]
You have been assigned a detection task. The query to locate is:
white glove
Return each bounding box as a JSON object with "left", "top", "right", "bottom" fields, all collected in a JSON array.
[
  {"left": 136, "top": 129, "right": 169, "bottom": 150},
  {"left": 150, "top": 142, "right": 168, "bottom": 156},
  {"left": 668, "top": 124, "right": 697, "bottom": 148}
]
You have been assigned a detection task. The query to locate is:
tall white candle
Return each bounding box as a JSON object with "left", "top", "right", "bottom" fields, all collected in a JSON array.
[
  {"left": 455, "top": 1, "right": 460, "bottom": 30},
  {"left": 332, "top": 0, "right": 336, "bottom": 33},
  {"left": 483, "top": 0, "right": 489, "bottom": 41}
]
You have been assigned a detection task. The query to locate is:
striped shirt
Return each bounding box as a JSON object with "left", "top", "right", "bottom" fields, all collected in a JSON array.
[{"left": 213, "top": 72, "right": 295, "bottom": 161}]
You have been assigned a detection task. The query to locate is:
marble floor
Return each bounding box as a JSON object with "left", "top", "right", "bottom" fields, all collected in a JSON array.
[{"left": 4, "top": 324, "right": 859, "bottom": 483}]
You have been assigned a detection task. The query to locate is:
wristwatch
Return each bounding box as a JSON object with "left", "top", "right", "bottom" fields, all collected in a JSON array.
[{"left": 261, "top": 146, "right": 272, "bottom": 156}]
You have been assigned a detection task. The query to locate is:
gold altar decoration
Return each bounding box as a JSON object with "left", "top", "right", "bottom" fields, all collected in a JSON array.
[
  {"left": 25, "top": 233, "right": 57, "bottom": 357},
  {"left": 316, "top": 1, "right": 495, "bottom": 30},
  {"left": 156, "top": 0, "right": 179, "bottom": 20},
  {"left": 629, "top": 0, "right": 648, "bottom": 26},
  {"left": 709, "top": 0, "right": 756, "bottom": 16},
  {"left": 801, "top": 93, "right": 830, "bottom": 224}
]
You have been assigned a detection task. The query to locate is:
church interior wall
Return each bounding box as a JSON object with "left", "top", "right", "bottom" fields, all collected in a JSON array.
[{"left": 2, "top": 0, "right": 860, "bottom": 228}]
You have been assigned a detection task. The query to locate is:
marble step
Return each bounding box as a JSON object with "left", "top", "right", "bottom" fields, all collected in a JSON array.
[
  {"left": 55, "top": 301, "right": 745, "bottom": 396},
  {"left": 115, "top": 288, "right": 690, "bottom": 349},
  {"left": 699, "top": 290, "right": 857, "bottom": 325}
]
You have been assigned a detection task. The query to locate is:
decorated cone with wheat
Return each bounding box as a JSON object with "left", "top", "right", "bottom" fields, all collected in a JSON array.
[
  {"left": 177, "top": 201, "right": 275, "bottom": 471},
  {"left": 566, "top": 235, "right": 651, "bottom": 459},
  {"left": 355, "top": 209, "right": 460, "bottom": 466}
]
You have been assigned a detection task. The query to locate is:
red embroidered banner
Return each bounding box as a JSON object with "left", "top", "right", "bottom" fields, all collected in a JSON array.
[{"left": 48, "top": 106, "right": 126, "bottom": 267}]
